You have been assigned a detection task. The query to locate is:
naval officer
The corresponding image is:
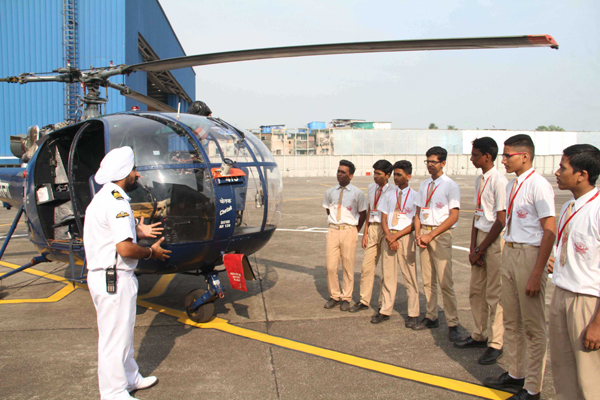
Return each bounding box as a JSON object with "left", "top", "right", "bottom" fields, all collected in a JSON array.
[{"left": 84, "top": 146, "right": 171, "bottom": 400}]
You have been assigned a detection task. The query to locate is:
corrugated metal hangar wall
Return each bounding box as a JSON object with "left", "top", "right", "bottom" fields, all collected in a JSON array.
[{"left": 0, "top": 0, "right": 195, "bottom": 164}]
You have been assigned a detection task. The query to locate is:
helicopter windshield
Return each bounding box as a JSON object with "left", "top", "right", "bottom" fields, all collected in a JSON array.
[
  {"left": 105, "top": 114, "right": 215, "bottom": 244},
  {"left": 175, "top": 114, "right": 283, "bottom": 232}
]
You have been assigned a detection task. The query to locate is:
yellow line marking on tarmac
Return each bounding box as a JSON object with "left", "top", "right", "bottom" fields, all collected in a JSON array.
[
  {"left": 138, "top": 274, "right": 176, "bottom": 299},
  {"left": 0, "top": 261, "right": 76, "bottom": 303},
  {"left": 0, "top": 222, "right": 25, "bottom": 227},
  {"left": 1, "top": 263, "right": 511, "bottom": 399}
]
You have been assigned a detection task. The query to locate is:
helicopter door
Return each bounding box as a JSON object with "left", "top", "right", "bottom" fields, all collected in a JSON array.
[
  {"left": 67, "top": 121, "right": 105, "bottom": 236},
  {"left": 32, "top": 121, "right": 103, "bottom": 243}
]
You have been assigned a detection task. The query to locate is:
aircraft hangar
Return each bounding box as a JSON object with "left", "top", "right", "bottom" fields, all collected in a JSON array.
[{"left": 0, "top": 0, "right": 195, "bottom": 165}]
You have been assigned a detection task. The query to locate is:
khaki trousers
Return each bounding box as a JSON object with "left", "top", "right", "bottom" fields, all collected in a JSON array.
[
  {"left": 469, "top": 229, "right": 504, "bottom": 349},
  {"left": 419, "top": 228, "right": 459, "bottom": 326},
  {"left": 502, "top": 245, "right": 548, "bottom": 394},
  {"left": 549, "top": 286, "right": 600, "bottom": 400},
  {"left": 382, "top": 233, "right": 418, "bottom": 317},
  {"left": 358, "top": 223, "right": 384, "bottom": 306},
  {"left": 326, "top": 226, "right": 358, "bottom": 302}
]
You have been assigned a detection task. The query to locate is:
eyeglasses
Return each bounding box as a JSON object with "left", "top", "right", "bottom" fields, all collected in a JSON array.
[
  {"left": 423, "top": 160, "right": 442, "bottom": 165},
  {"left": 501, "top": 152, "right": 527, "bottom": 160}
]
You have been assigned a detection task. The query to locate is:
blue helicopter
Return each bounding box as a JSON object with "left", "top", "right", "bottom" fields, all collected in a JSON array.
[{"left": 0, "top": 35, "right": 558, "bottom": 322}]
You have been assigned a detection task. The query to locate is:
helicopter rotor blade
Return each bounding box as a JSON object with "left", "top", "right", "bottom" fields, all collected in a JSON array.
[
  {"left": 123, "top": 35, "right": 558, "bottom": 73},
  {"left": 106, "top": 82, "right": 176, "bottom": 112},
  {"left": 1, "top": 73, "right": 76, "bottom": 84}
]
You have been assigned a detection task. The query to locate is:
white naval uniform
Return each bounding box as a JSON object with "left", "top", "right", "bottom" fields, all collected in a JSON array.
[{"left": 84, "top": 182, "right": 143, "bottom": 400}]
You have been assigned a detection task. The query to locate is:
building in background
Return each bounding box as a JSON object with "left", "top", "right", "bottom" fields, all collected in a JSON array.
[{"left": 0, "top": 0, "right": 195, "bottom": 165}]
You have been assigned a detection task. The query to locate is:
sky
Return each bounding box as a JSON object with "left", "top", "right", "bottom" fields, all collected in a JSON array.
[{"left": 158, "top": 0, "right": 599, "bottom": 131}]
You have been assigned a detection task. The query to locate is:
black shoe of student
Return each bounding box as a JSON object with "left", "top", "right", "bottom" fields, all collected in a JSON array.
[
  {"left": 483, "top": 372, "right": 525, "bottom": 394},
  {"left": 412, "top": 318, "right": 439, "bottom": 331},
  {"left": 324, "top": 299, "right": 339, "bottom": 309},
  {"left": 340, "top": 300, "right": 351, "bottom": 311},
  {"left": 507, "top": 389, "right": 540, "bottom": 400},
  {"left": 478, "top": 347, "right": 503, "bottom": 365},
  {"left": 454, "top": 336, "right": 488, "bottom": 349},
  {"left": 349, "top": 302, "right": 369, "bottom": 313},
  {"left": 448, "top": 326, "right": 461, "bottom": 342},
  {"left": 404, "top": 316, "right": 419, "bottom": 329},
  {"left": 371, "top": 312, "right": 390, "bottom": 324}
]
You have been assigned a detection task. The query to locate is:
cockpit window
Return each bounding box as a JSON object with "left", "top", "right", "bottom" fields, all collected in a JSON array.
[{"left": 107, "top": 114, "right": 204, "bottom": 166}]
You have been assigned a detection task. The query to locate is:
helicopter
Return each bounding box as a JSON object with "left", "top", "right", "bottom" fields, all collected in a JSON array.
[{"left": 0, "top": 35, "right": 558, "bottom": 323}]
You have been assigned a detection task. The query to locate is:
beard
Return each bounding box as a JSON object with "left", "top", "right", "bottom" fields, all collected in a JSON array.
[{"left": 125, "top": 179, "right": 139, "bottom": 192}]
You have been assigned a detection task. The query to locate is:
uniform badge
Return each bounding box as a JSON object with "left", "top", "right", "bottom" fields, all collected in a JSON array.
[
  {"left": 112, "top": 190, "right": 124, "bottom": 200},
  {"left": 116, "top": 211, "right": 130, "bottom": 219}
]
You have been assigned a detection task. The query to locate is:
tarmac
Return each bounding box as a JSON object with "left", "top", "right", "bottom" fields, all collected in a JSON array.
[{"left": 0, "top": 174, "right": 573, "bottom": 400}]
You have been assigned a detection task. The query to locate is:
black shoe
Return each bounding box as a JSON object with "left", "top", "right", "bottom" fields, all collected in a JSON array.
[
  {"left": 324, "top": 298, "right": 339, "bottom": 309},
  {"left": 371, "top": 312, "right": 390, "bottom": 324},
  {"left": 412, "top": 318, "right": 439, "bottom": 331},
  {"left": 454, "top": 336, "right": 488, "bottom": 349},
  {"left": 478, "top": 347, "right": 503, "bottom": 365},
  {"left": 340, "top": 300, "right": 351, "bottom": 311},
  {"left": 448, "top": 326, "right": 460, "bottom": 342},
  {"left": 405, "top": 316, "right": 419, "bottom": 329},
  {"left": 507, "top": 389, "right": 540, "bottom": 400},
  {"left": 483, "top": 372, "right": 525, "bottom": 394},
  {"left": 349, "top": 302, "right": 369, "bottom": 313}
]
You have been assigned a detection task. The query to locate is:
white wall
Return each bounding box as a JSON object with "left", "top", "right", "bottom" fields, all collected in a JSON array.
[{"left": 275, "top": 154, "right": 563, "bottom": 177}]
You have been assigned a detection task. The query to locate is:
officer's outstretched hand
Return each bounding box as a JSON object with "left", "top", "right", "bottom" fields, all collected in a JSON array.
[
  {"left": 137, "top": 216, "right": 164, "bottom": 239},
  {"left": 151, "top": 237, "right": 171, "bottom": 261}
]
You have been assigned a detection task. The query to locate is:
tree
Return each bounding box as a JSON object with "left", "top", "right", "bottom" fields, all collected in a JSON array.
[
  {"left": 428, "top": 123, "right": 438, "bottom": 129},
  {"left": 536, "top": 125, "right": 565, "bottom": 131},
  {"left": 447, "top": 125, "right": 456, "bottom": 130}
]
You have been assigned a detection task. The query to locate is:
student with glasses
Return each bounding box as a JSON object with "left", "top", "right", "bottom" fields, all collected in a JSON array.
[
  {"left": 413, "top": 146, "right": 461, "bottom": 342},
  {"left": 483, "top": 134, "right": 556, "bottom": 400}
]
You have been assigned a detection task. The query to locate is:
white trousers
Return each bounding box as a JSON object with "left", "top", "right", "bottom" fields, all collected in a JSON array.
[{"left": 88, "top": 269, "right": 142, "bottom": 400}]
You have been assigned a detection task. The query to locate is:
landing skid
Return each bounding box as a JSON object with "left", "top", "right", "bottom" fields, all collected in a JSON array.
[{"left": 0, "top": 205, "right": 51, "bottom": 282}]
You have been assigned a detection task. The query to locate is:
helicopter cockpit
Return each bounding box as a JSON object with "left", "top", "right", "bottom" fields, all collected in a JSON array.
[
  {"left": 29, "top": 112, "right": 282, "bottom": 263},
  {"left": 107, "top": 113, "right": 283, "bottom": 247}
]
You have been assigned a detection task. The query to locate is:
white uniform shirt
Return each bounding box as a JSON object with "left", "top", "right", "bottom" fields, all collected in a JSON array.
[
  {"left": 414, "top": 174, "right": 461, "bottom": 228},
  {"left": 367, "top": 182, "right": 391, "bottom": 223},
  {"left": 323, "top": 183, "right": 368, "bottom": 226},
  {"left": 503, "top": 168, "right": 555, "bottom": 246},
  {"left": 553, "top": 188, "right": 600, "bottom": 297},
  {"left": 382, "top": 186, "right": 417, "bottom": 231},
  {"left": 473, "top": 167, "right": 508, "bottom": 233},
  {"left": 83, "top": 183, "right": 138, "bottom": 271}
]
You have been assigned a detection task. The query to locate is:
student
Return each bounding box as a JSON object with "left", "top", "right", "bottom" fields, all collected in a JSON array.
[
  {"left": 322, "top": 160, "right": 368, "bottom": 311},
  {"left": 413, "top": 146, "right": 461, "bottom": 342},
  {"left": 483, "top": 134, "right": 556, "bottom": 400},
  {"left": 549, "top": 144, "right": 600, "bottom": 399},
  {"left": 376, "top": 160, "right": 418, "bottom": 326},
  {"left": 454, "top": 137, "right": 507, "bottom": 365},
  {"left": 350, "top": 160, "right": 393, "bottom": 315}
]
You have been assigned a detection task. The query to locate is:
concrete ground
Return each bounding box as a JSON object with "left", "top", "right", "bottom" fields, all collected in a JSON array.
[{"left": 0, "top": 175, "right": 572, "bottom": 400}]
